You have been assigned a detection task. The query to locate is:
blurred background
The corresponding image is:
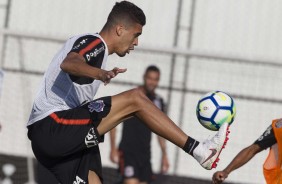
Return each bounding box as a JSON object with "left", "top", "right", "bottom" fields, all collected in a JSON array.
[{"left": 0, "top": 0, "right": 282, "bottom": 183}]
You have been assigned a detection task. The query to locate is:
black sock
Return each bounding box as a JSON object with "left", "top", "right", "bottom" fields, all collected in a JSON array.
[{"left": 183, "top": 137, "right": 200, "bottom": 156}]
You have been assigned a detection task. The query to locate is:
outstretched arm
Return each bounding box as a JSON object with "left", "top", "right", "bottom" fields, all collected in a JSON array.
[
  {"left": 61, "top": 52, "right": 126, "bottom": 85},
  {"left": 212, "top": 144, "right": 263, "bottom": 184}
]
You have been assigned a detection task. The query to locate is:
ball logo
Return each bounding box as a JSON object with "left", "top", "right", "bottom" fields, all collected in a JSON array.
[{"left": 88, "top": 100, "right": 105, "bottom": 113}]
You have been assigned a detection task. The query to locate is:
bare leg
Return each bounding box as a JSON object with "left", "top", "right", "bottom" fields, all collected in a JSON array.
[
  {"left": 88, "top": 170, "right": 101, "bottom": 184},
  {"left": 97, "top": 88, "right": 230, "bottom": 170},
  {"left": 97, "top": 88, "right": 188, "bottom": 148},
  {"left": 123, "top": 178, "right": 140, "bottom": 184}
]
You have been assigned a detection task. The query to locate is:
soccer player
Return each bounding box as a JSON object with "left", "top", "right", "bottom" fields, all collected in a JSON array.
[
  {"left": 27, "top": 1, "right": 229, "bottom": 184},
  {"left": 212, "top": 119, "right": 282, "bottom": 184},
  {"left": 109, "top": 65, "right": 169, "bottom": 184}
]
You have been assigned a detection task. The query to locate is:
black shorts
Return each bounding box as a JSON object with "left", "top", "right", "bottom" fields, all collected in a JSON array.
[
  {"left": 118, "top": 150, "right": 153, "bottom": 183},
  {"left": 28, "top": 96, "right": 111, "bottom": 184}
]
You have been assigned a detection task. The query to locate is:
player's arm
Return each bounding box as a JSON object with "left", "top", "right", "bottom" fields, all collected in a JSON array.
[
  {"left": 61, "top": 52, "right": 105, "bottom": 79},
  {"left": 60, "top": 36, "right": 126, "bottom": 85},
  {"left": 158, "top": 135, "right": 169, "bottom": 173},
  {"left": 213, "top": 125, "right": 276, "bottom": 184},
  {"left": 212, "top": 144, "right": 262, "bottom": 184},
  {"left": 109, "top": 127, "right": 119, "bottom": 164},
  {"left": 61, "top": 53, "right": 126, "bottom": 85}
]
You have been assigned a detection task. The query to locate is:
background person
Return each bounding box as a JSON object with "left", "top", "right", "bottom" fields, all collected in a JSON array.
[{"left": 110, "top": 65, "right": 169, "bottom": 184}]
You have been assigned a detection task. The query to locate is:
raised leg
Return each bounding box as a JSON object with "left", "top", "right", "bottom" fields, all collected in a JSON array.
[
  {"left": 97, "top": 88, "right": 187, "bottom": 148},
  {"left": 97, "top": 88, "right": 230, "bottom": 170}
]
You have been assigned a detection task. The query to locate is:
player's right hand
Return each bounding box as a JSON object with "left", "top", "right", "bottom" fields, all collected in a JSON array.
[
  {"left": 212, "top": 171, "right": 228, "bottom": 184},
  {"left": 110, "top": 148, "right": 119, "bottom": 164},
  {"left": 100, "top": 67, "right": 127, "bottom": 86}
]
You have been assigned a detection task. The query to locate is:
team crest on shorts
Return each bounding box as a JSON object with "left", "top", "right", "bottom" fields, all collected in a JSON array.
[
  {"left": 124, "top": 166, "right": 134, "bottom": 177},
  {"left": 88, "top": 100, "right": 105, "bottom": 113},
  {"left": 275, "top": 119, "right": 282, "bottom": 128}
]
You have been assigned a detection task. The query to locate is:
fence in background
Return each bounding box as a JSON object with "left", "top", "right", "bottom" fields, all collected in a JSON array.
[{"left": 0, "top": 28, "right": 282, "bottom": 183}]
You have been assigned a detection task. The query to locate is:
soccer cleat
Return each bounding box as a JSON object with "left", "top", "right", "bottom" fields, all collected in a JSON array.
[{"left": 193, "top": 122, "right": 230, "bottom": 170}]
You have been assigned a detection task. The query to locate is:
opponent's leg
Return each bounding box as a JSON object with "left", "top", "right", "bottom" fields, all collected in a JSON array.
[{"left": 96, "top": 88, "right": 229, "bottom": 169}]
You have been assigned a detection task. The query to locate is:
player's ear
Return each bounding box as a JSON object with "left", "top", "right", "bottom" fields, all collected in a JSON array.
[{"left": 116, "top": 24, "right": 124, "bottom": 37}]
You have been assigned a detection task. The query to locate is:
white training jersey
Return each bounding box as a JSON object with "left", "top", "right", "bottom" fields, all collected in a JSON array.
[{"left": 27, "top": 33, "right": 108, "bottom": 126}]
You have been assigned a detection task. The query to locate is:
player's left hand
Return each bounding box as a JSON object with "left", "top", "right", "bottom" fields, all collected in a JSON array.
[
  {"left": 104, "top": 67, "right": 127, "bottom": 86},
  {"left": 161, "top": 154, "right": 169, "bottom": 173},
  {"left": 212, "top": 171, "right": 228, "bottom": 184}
]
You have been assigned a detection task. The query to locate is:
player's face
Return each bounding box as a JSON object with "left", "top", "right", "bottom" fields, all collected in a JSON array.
[
  {"left": 116, "top": 23, "right": 143, "bottom": 57},
  {"left": 144, "top": 71, "right": 160, "bottom": 93}
]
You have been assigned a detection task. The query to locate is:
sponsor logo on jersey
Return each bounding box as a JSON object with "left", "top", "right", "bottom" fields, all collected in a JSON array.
[
  {"left": 88, "top": 100, "right": 105, "bottom": 113},
  {"left": 257, "top": 125, "right": 272, "bottom": 141},
  {"left": 73, "top": 39, "right": 88, "bottom": 50},
  {"left": 73, "top": 175, "right": 86, "bottom": 184},
  {"left": 275, "top": 119, "right": 282, "bottom": 128},
  {"left": 85, "top": 127, "right": 99, "bottom": 148},
  {"left": 86, "top": 45, "right": 105, "bottom": 61}
]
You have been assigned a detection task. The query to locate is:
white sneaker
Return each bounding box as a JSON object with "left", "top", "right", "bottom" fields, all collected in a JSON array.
[{"left": 193, "top": 122, "right": 230, "bottom": 170}]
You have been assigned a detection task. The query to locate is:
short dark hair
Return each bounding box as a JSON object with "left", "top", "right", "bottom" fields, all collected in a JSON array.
[
  {"left": 106, "top": 1, "right": 146, "bottom": 28},
  {"left": 145, "top": 65, "right": 160, "bottom": 74}
]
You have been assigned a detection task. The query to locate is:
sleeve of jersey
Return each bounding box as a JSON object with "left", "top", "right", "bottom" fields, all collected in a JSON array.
[
  {"left": 70, "top": 35, "right": 104, "bottom": 66},
  {"left": 254, "top": 125, "right": 277, "bottom": 150}
]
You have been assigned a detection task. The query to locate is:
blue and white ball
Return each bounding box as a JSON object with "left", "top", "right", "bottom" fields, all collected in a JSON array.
[{"left": 196, "top": 91, "right": 236, "bottom": 131}]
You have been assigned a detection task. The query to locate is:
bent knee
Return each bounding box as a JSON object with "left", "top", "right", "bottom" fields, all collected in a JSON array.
[
  {"left": 121, "top": 88, "right": 149, "bottom": 109},
  {"left": 129, "top": 88, "right": 147, "bottom": 102}
]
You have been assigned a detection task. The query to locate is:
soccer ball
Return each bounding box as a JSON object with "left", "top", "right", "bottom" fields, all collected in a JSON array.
[{"left": 196, "top": 91, "right": 236, "bottom": 131}]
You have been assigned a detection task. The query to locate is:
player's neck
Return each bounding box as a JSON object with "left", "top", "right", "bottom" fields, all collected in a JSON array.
[{"left": 99, "top": 30, "right": 115, "bottom": 55}]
